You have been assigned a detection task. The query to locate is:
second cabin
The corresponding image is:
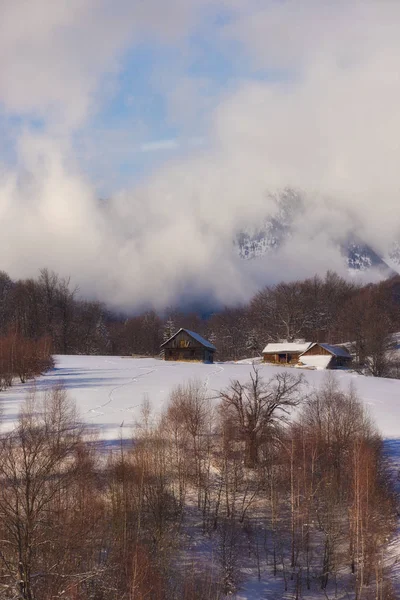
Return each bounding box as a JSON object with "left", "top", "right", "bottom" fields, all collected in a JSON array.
[
  {"left": 298, "top": 343, "right": 351, "bottom": 369},
  {"left": 262, "top": 342, "right": 312, "bottom": 365},
  {"left": 161, "top": 328, "right": 216, "bottom": 363}
]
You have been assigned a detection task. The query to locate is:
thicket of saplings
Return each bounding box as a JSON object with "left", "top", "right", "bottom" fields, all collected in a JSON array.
[
  {"left": 0, "top": 332, "right": 53, "bottom": 390},
  {"left": 0, "top": 371, "right": 396, "bottom": 600}
]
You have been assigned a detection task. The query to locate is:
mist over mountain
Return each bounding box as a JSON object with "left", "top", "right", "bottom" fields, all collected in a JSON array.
[
  {"left": 235, "top": 190, "right": 399, "bottom": 279},
  {"left": 1, "top": 1, "right": 400, "bottom": 311}
]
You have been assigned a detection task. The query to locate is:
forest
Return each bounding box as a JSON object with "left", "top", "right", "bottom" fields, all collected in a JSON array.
[
  {"left": 0, "top": 371, "right": 395, "bottom": 599},
  {"left": 0, "top": 268, "right": 400, "bottom": 377}
]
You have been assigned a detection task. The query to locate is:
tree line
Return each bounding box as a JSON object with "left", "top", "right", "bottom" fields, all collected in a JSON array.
[
  {"left": 1, "top": 268, "right": 400, "bottom": 375},
  {"left": 0, "top": 372, "right": 395, "bottom": 599}
]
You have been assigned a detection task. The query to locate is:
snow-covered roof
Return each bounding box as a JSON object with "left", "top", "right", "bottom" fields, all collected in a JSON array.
[
  {"left": 298, "top": 355, "right": 332, "bottom": 370},
  {"left": 161, "top": 328, "right": 216, "bottom": 351},
  {"left": 262, "top": 342, "right": 312, "bottom": 354},
  {"left": 301, "top": 343, "right": 351, "bottom": 358}
]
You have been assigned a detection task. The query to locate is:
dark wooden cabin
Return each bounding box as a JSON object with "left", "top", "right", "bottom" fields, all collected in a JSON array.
[
  {"left": 298, "top": 343, "right": 352, "bottom": 369},
  {"left": 262, "top": 342, "right": 312, "bottom": 365},
  {"left": 161, "top": 328, "right": 216, "bottom": 363}
]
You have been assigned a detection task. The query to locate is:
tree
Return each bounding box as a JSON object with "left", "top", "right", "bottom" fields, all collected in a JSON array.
[
  {"left": 122, "top": 311, "right": 163, "bottom": 356},
  {"left": 163, "top": 317, "right": 176, "bottom": 342},
  {"left": 0, "top": 271, "right": 13, "bottom": 335},
  {"left": 164, "top": 380, "right": 212, "bottom": 510},
  {"left": 74, "top": 300, "right": 110, "bottom": 354},
  {"left": 249, "top": 282, "right": 312, "bottom": 343},
  {"left": 340, "top": 284, "right": 396, "bottom": 377},
  {"left": 291, "top": 376, "right": 396, "bottom": 594},
  {"left": 55, "top": 276, "right": 78, "bottom": 354},
  {"left": 219, "top": 368, "right": 305, "bottom": 468},
  {"left": 207, "top": 307, "right": 248, "bottom": 360},
  {"left": 249, "top": 272, "right": 357, "bottom": 345},
  {"left": 0, "top": 386, "right": 85, "bottom": 599},
  {"left": 245, "top": 329, "right": 261, "bottom": 357}
]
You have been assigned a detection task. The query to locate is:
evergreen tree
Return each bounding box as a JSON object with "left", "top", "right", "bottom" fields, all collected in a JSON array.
[
  {"left": 246, "top": 329, "right": 260, "bottom": 357},
  {"left": 163, "top": 317, "right": 176, "bottom": 342},
  {"left": 209, "top": 330, "right": 217, "bottom": 347}
]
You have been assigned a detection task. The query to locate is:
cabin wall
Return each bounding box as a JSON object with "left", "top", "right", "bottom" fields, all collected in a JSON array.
[
  {"left": 263, "top": 354, "right": 277, "bottom": 364},
  {"left": 164, "top": 348, "right": 214, "bottom": 363},
  {"left": 165, "top": 348, "right": 204, "bottom": 361},
  {"left": 329, "top": 356, "right": 351, "bottom": 369},
  {"left": 163, "top": 330, "right": 203, "bottom": 351},
  {"left": 163, "top": 331, "right": 214, "bottom": 363},
  {"left": 263, "top": 352, "right": 301, "bottom": 365}
]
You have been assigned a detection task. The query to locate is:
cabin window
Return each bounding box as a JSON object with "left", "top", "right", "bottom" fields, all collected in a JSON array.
[{"left": 278, "top": 353, "right": 292, "bottom": 363}]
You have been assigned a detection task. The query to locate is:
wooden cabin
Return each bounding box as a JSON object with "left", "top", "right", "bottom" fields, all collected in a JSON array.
[
  {"left": 262, "top": 342, "right": 312, "bottom": 365},
  {"left": 161, "top": 328, "right": 216, "bottom": 363},
  {"left": 298, "top": 343, "right": 352, "bottom": 369}
]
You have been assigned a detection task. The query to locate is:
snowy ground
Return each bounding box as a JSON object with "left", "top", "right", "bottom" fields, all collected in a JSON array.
[
  {"left": 1, "top": 354, "right": 400, "bottom": 443},
  {"left": 1, "top": 355, "right": 400, "bottom": 598}
]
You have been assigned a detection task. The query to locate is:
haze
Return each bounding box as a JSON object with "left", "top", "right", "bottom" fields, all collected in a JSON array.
[{"left": 1, "top": 0, "right": 399, "bottom": 309}]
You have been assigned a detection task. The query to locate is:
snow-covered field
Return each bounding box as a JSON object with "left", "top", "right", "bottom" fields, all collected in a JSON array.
[
  {"left": 1, "top": 355, "right": 400, "bottom": 598},
  {"left": 1, "top": 354, "right": 400, "bottom": 443}
]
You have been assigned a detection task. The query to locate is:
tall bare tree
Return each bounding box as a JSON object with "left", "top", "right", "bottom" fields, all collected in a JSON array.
[
  {"left": 219, "top": 368, "right": 305, "bottom": 468},
  {"left": 0, "top": 386, "right": 84, "bottom": 599}
]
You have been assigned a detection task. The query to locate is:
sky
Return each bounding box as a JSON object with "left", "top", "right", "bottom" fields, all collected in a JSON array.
[{"left": 1, "top": 1, "right": 400, "bottom": 310}]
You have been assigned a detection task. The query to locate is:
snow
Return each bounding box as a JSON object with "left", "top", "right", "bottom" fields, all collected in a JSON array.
[
  {"left": 262, "top": 342, "right": 311, "bottom": 354},
  {"left": 297, "top": 355, "right": 332, "bottom": 369},
  {"left": 1, "top": 354, "right": 400, "bottom": 441},
  {"left": 235, "top": 357, "right": 263, "bottom": 365},
  {"left": 382, "top": 254, "right": 400, "bottom": 276}
]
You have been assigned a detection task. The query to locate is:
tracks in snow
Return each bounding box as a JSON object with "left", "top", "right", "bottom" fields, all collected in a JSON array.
[
  {"left": 86, "top": 368, "right": 156, "bottom": 418},
  {"left": 83, "top": 360, "right": 225, "bottom": 423},
  {"left": 203, "top": 364, "right": 224, "bottom": 396}
]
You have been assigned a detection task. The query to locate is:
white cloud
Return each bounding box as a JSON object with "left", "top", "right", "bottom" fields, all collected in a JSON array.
[
  {"left": 0, "top": 0, "right": 399, "bottom": 310},
  {"left": 0, "top": 0, "right": 208, "bottom": 127},
  {"left": 140, "top": 139, "right": 179, "bottom": 152}
]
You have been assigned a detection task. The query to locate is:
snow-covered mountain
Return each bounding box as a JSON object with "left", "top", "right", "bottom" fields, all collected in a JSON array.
[
  {"left": 235, "top": 190, "right": 400, "bottom": 276},
  {"left": 345, "top": 241, "right": 386, "bottom": 272},
  {"left": 236, "top": 188, "right": 303, "bottom": 259}
]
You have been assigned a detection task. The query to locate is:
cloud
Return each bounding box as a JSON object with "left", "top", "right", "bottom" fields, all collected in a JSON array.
[
  {"left": 140, "top": 139, "right": 179, "bottom": 152},
  {"left": 0, "top": 0, "right": 208, "bottom": 126},
  {"left": 0, "top": 0, "right": 400, "bottom": 310}
]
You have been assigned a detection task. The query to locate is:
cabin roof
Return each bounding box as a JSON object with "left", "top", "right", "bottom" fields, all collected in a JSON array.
[
  {"left": 299, "top": 355, "right": 333, "bottom": 369},
  {"left": 262, "top": 342, "right": 312, "bottom": 354},
  {"left": 160, "top": 328, "right": 217, "bottom": 351},
  {"left": 300, "top": 343, "right": 351, "bottom": 358}
]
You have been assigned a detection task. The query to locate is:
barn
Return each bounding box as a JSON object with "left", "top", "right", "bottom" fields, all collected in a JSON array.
[
  {"left": 262, "top": 342, "right": 312, "bottom": 365},
  {"left": 161, "top": 328, "right": 216, "bottom": 363},
  {"left": 298, "top": 343, "right": 352, "bottom": 369}
]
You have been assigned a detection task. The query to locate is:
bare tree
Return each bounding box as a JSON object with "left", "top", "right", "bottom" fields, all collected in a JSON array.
[
  {"left": 219, "top": 368, "right": 305, "bottom": 468},
  {"left": 293, "top": 376, "right": 396, "bottom": 595},
  {"left": 0, "top": 385, "right": 85, "bottom": 600},
  {"left": 165, "top": 380, "right": 212, "bottom": 508}
]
